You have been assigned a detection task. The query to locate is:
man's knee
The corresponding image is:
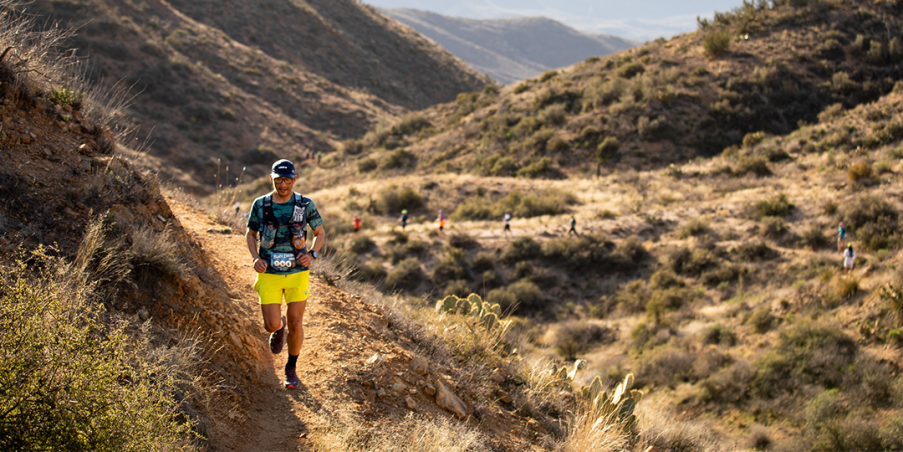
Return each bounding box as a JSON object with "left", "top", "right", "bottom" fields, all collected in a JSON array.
[{"left": 264, "top": 316, "right": 283, "bottom": 332}]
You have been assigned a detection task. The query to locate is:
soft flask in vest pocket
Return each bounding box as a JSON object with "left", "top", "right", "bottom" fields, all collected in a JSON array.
[
  {"left": 261, "top": 225, "right": 277, "bottom": 249},
  {"left": 290, "top": 224, "right": 306, "bottom": 250}
]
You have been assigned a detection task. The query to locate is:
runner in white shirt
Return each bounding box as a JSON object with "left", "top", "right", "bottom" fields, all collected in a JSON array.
[
  {"left": 503, "top": 211, "right": 512, "bottom": 240},
  {"left": 843, "top": 244, "right": 855, "bottom": 274}
]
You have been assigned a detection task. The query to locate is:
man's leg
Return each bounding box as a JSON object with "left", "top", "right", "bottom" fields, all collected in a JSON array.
[
  {"left": 261, "top": 303, "right": 283, "bottom": 333},
  {"left": 285, "top": 299, "right": 308, "bottom": 355}
]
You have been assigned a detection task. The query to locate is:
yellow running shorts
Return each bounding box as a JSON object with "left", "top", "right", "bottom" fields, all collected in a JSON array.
[{"left": 253, "top": 271, "right": 310, "bottom": 305}]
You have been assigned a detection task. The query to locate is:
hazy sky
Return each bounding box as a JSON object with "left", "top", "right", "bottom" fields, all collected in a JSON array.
[{"left": 364, "top": 0, "right": 747, "bottom": 41}]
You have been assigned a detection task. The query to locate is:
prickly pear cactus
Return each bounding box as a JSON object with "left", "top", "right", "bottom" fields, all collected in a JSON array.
[
  {"left": 456, "top": 297, "right": 472, "bottom": 315},
  {"left": 466, "top": 293, "right": 482, "bottom": 306},
  {"left": 436, "top": 295, "right": 459, "bottom": 313},
  {"left": 481, "top": 312, "right": 500, "bottom": 330}
]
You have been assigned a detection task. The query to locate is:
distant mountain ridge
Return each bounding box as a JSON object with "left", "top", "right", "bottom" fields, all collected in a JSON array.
[{"left": 379, "top": 8, "right": 637, "bottom": 84}]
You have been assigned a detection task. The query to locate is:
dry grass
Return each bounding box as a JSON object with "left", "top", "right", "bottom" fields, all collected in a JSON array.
[{"left": 312, "top": 413, "right": 488, "bottom": 452}]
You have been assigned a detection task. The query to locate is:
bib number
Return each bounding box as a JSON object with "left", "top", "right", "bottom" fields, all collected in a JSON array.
[{"left": 270, "top": 253, "right": 296, "bottom": 271}]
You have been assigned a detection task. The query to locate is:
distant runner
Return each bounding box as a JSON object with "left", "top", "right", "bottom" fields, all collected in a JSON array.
[
  {"left": 399, "top": 209, "right": 409, "bottom": 231},
  {"left": 437, "top": 209, "right": 446, "bottom": 233},
  {"left": 567, "top": 216, "right": 577, "bottom": 237},
  {"left": 352, "top": 213, "right": 362, "bottom": 235},
  {"left": 843, "top": 243, "right": 855, "bottom": 274},
  {"left": 503, "top": 211, "right": 512, "bottom": 239},
  {"left": 246, "top": 159, "right": 327, "bottom": 390},
  {"left": 838, "top": 222, "right": 847, "bottom": 251}
]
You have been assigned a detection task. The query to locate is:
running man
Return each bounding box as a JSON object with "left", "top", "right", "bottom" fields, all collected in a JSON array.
[
  {"left": 843, "top": 243, "right": 855, "bottom": 274},
  {"left": 352, "top": 213, "right": 362, "bottom": 235},
  {"left": 437, "top": 209, "right": 446, "bottom": 233},
  {"left": 246, "top": 159, "right": 326, "bottom": 389},
  {"left": 399, "top": 209, "right": 409, "bottom": 231},
  {"left": 503, "top": 211, "right": 512, "bottom": 239},
  {"left": 567, "top": 216, "right": 577, "bottom": 237},
  {"left": 838, "top": 222, "right": 847, "bottom": 251}
]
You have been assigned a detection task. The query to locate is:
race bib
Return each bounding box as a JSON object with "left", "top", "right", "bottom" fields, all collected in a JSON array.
[{"left": 270, "top": 253, "right": 296, "bottom": 272}]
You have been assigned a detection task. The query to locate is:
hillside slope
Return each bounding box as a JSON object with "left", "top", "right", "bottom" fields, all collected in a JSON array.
[
  {"left": 25, "top": 0, "right": 489, "bottom": 193},
  {"left": 335, "top": 0, "right": 903, "bottom": 184},
  {"left": 380, "top": 8, "right": 637, "bottom": 84}
]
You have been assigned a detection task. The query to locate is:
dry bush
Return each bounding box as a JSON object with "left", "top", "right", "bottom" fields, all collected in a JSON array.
[
  {"left": 848, "top": 161, "right": 874, "bottom": 182},
  {"left": 349, "top": 235, "right": 375, "bottom": 254},
  {"left": 759, "top": 216, "right": 787, "bottom": 240},
  {"left": 636, "top": 406, "right": 728, "bottom": 451},
  {"left": 129, "top": 225, "right": 185, "bottom": 280},
  {"left": 451, "top": 190, "right": 577, "bottom": 221},
  {"left": 501, "top": 237, "right": 541, "bottom": 263},
  {"left": 799, "top": 223, "right": 829, "bottom": 249},
  {"left": 832, "top": 274, "right": 860, "bottom": 299}
]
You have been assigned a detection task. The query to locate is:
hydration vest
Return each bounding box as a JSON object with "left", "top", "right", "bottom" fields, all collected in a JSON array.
[{"left": 259, "top": 193, "right": 309, "bottom": 257}]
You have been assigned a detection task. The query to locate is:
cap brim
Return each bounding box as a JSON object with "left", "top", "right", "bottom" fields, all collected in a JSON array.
[{"left": 271, "top": 172, "right": 295, "bottom": 178}]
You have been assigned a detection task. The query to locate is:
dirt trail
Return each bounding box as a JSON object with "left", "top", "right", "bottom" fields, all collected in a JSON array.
[{"left": 169, "top": 199, "right": 543, "bottom": 451}]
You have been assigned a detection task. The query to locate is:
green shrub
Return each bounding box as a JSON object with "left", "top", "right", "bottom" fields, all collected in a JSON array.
[
  {"left": 552, "top": 321, "right": 616, "bottom": 360},
  {"left": 49, "top": 87, "right": 85, "bottom": 110},
  {"left": 747, "top": 306, "right": 775, "bottom": 334},
  {"left": 443, "top": 279, "right": 472, "bottom": 298},
  {"left": 471, "top": 252, "right": 495, "bottom": 273},
  {"left": 678, "top": 218, "right": 712, "bottom": 239},
  {"left": 841, "top": 195, "right": 900, "bottom": 251},
  {"left": 513, "top": 82, "right": 530, "bottom": 94},
  {"left": 753, "top": 321, "right": 857, "bottom": 397},
  {"left": 385, "top": 258, "right": 425, "bottom": 292},
  {"left": 487, "top": 280, "right": 543, "bottom": 312},
  {"left": 540, "top": 234, "right": 612, "bottom": 270},
  {"left": 703, "top": 324, "right": 737, "bottom": 346},
  {"left": 701, "top": 265, "right": 740, "bottom": 287},
  {"left": 756, "top": 193, "right": 792, "bottom": 218},
  {"left": 0, "top": 255, "right": 197, "bottom": 450},
  {"left": 610, "top": 237, "right": 649, "bottom": 271},
  {"left": 616, "top": 280, "right": 650, "bottom": 314},
  {"left": 377, "top": 185, "right": 423, "bottom": 214},
  {"left": 539, "top": 70, "right": 558, "bottom": 82},
  {"left": 733, "top": 156, "right": 771, "bottom": 177},
  {"left": 451, "top": 190, "right": 577, "bottom": 221},
  {"left": 357, "top": 158, "right": 378, "bottom": 173},
  {"left": 349, "top": 235, "right": 375, "bottom": 254},
  {"left": 703, "top": 31, "right": 731, "bottom": 58},
  {"left": 733, "top": 240, "right": 778, "bottom": 261},
  {"left": 651, "top": 269, "right": 685, "bottom": 290},
  {"left": 667, "top": 246, "right": 716, "bottom": 276},
  {"left": 646, "top": 287, "right": 691, "bottom": 324},
  {"left": 391, "top": 113, "right": 431, "bottom": 136},
  {"left": 380, "top": 149, "right": 417, "bottom": 170},
  {"left": 501, "top": 237, "right": 541, "bottom": 263},
  {"left": 448, "top": 232, "right": 479, "bottom": 250},
  {"left": 619, "top": 62, "right": 645, "bottom": 78}
]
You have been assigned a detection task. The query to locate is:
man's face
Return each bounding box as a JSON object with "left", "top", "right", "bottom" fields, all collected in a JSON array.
[{"left": 272, "top": 176, "right": 295, "bottom": 196}]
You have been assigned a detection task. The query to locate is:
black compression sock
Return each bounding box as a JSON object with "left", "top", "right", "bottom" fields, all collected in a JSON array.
[{"left": 286, "top": 353, "right": 299, "bottom": 370}]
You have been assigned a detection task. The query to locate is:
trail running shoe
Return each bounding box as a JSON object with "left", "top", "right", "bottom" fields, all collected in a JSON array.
[
  {"left": 270, "top": 316, "right": 286, "bottom": 354},
  {"left": 284, "top": 367, "right": 300, "bottom": 389}
]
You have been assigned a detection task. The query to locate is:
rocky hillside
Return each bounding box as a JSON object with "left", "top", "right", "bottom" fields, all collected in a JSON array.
[
  {"left": 25, "top": 0, "right": 489, "bottom": 193},
  {"left": 380, "top": 8, "right": 636, "bottom": 84},
  {"left": 334, "top": 0, "right": 903, "bottom": 184}
]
